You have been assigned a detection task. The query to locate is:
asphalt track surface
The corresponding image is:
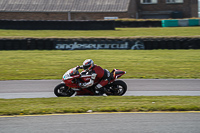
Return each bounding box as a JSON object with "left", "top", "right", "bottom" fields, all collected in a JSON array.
[
  {"left": 1, "top": 112, "right": 200, "bottom": 133},
  {"left": 1, "top": 79, "right": 200, "bottom": 133},
  {"left": 0, "top": 79, "right": 200, "bottom": 99}
]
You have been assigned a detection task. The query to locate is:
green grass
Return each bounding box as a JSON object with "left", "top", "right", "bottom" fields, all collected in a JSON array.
[
  {"left": 0, "top": 27, "right": 200, "bottom": 38},
  {"left": 0, "top": 50, "right": 200, "bottom": 80},
  {"left": 1, "top": 27, "right": 200, "bottom": 116},
  {"left": 0, "top": 96, "right": 200, "bottom": 115}
]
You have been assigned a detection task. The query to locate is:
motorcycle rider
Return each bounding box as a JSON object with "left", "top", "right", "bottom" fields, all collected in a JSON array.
[{"left": 76, "top": 59, "right": 111, "bottom": 94}]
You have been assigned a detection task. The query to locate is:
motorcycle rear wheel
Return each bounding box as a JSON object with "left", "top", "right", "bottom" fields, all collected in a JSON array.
[
  {"left": 106, "top": 80, "right": 127, "bottom": 96},
  {"left": 54, "top": 83, "right": 75, "bottom": 97}
]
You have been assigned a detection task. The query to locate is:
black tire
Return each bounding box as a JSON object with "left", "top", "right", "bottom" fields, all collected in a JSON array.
[
  {"left": 54, "top": 83, "right": 75, "bottom": 97},
  {"left": 105, "top": 80, "right": 127, "bottom": 96}
]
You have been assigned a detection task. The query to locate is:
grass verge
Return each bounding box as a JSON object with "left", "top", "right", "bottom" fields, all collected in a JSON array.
[
  {"left": 0, "top": 27, "right": 200, "bottom": 38},
  {"left": 0, "top": 50, "right": 200, "bottom": 80},
  {"left": 0, "top": 96, "right": 200, "bottom": 116}
]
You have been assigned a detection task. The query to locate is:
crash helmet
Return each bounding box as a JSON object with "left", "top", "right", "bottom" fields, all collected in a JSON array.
[{"left": 83, "top": 59, "right": 94, "bottom": 71}]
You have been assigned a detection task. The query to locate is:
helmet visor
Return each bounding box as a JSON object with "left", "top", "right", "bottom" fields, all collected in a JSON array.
[{"left": 83, "top": 64, "right": 90, "bottom": 70}]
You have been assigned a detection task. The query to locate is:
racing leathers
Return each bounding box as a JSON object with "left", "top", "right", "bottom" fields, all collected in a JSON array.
[{"left": 78, "top": 65, "right": 111, "bottom": 91}]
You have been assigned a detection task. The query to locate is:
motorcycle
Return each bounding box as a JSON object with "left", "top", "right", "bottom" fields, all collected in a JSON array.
[{"left": 54, "top": 67, "right": 127, "bottom": 97}]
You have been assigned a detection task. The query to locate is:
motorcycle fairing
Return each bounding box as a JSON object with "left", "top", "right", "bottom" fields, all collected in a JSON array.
[
  {"left": 112, "top": 69, "right": 126, "bottom": 79},
  {"left": 60, "top": 68, "right": 126, "bottom": 96}
]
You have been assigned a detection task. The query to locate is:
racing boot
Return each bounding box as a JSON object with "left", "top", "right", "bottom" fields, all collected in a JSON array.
[{"left": 95, "top": 85, "right": 105, "bottom": 96}]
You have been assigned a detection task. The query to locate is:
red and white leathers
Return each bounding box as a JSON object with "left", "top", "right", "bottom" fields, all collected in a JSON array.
[{"left": 79, "top": 65, "right": 110, "bottom": 90}]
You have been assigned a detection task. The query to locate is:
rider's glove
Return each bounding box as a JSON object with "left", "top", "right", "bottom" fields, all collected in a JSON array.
[
  {"left": 76, "top": 66, "right": 80, "bottom": 70},
  {"left": 76, "top": 65, "right": 83, "bottom": 70}
]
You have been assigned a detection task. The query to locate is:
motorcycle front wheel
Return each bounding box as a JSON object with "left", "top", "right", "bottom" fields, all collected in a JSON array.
[
  {"left": 54, "top": 83, "right": 75, "bottom": 97},
  {"left": 105, "top": 80, "right": 127, "bottom": 96}
]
